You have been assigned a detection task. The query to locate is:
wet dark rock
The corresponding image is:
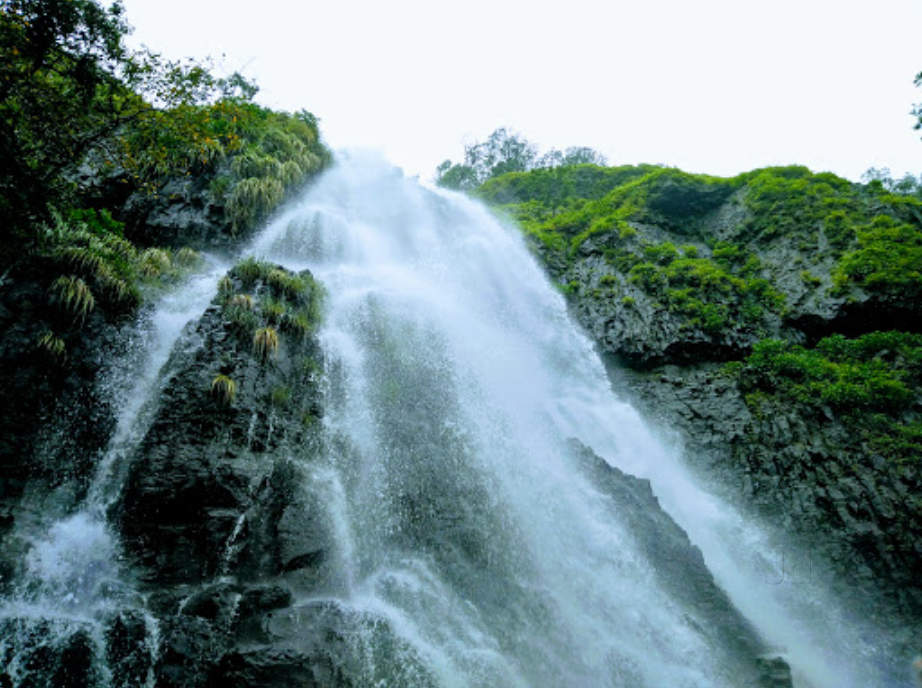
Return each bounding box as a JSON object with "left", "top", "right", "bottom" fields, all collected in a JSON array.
[
  {"left": 0, "top": 258, "right": 125, "bottom": 588},
  {"left": 113, "top": 264, "right": 326, "bottom": 585},
  {"left": 105, "top": 610, "right": 153, "bottom": 688},
  {"left": 105, "top": 263, "right": 362, "bottom": 685},
  {"left": 755, "top": 655, "right": 794, "bottom": 688},
  {"left": 121, "top": 175, "right": 234, "bottom": 252}
]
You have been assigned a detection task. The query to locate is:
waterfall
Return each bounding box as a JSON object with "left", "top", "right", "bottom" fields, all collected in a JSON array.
[
  {"left": 0, "top": 151, "right": 907, "bottom": 687},
  {"left": 247, "top": 152, "right": 902, "bottom": 687}
]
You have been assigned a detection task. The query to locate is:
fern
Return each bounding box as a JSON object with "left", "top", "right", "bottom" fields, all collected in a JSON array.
[
  {"left": 50, "top": 275, "right": 95, "bottom": 321},
  {"left": 36, "top": 331, "right": 66, "bottom": 362}
]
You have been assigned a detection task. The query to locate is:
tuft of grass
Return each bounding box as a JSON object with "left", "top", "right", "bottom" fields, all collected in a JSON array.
[
  {"left": 267, "top": 268, "right": 307, "bottom": 300},
  {"left": 262, "top": 298, "right": 286, "bottom": 323},
  {"left": 229, "top": 293, "right": 255, "bottom": 310},
  {"left": 235, "top": 257, "right": 273, "bottom": 288},
  {"left": 211, "top": 374, "right": 237, "bottom": 406},
  {"left": 174, "top": 247, "right": 202, "bottom": 267},
  {"left": 253, "top": 326, "right": 280, "bottom": 361},
  {"left": 138, "top": 248, "right": 172, "bottom": 278},
  {"left": 36, "top": 331, "right": 66, "bottom": 362},
  {"left": 50, "top": 275, "right": 95, "bottom": 321},
  {"left": 282, "top": 311, "right": 312, "bottom": 338}
]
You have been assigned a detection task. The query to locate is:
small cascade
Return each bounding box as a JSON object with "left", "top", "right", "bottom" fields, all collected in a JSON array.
[{"left": 0, "top": 262, "right": 229, "bottom": 687}]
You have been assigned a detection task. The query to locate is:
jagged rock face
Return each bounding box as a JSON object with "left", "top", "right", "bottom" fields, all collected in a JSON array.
[
  {"left": 503, "top": 167, "right": 922, "bottom": 662},
  {"left": 617, "top": 363, "right": 922, "bottom": 645},
  {"left": 121, "top": 175, "right": 234, "bottom": 252},
  {"left": 569, "top": 439, "right": 793, "bottom": 688},
  {"left": 107, "top": 263, "right": 433, "bottom": 686}
]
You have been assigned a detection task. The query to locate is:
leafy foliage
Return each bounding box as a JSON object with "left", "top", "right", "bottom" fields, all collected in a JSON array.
[
  {"left": 833, "top": 215, "right": 922, "bottom": 301},
  {"left": 739, "top": 332, "right": 922, "bottom": 463},
  {"left": 38, "top": 209, "right": 200, "bottom": 315},
  {"left": 435, "top": 127, "right": 605, "bottom": 191},
  {"left": 49, "top": 275, "right": 95, "bottom": 321},
  {"left": 210, "top": 374, "right": 237, "bottom": 405},
  {"left": 0, "top": 0, "right": 329, "bottom": 252}
]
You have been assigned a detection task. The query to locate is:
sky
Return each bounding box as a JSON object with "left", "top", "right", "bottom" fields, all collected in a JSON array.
[{"left": 120, "top": 0, "right": 922, "bottom": 183}]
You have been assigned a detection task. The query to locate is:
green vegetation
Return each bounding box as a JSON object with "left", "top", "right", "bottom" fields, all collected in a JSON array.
[
  {"left": 435, "top": 128, "right": 606, "bottom": 191},
  {"left": 833, "top": 215, "right": 922, "bottom": 301},
  {"left": 474, "top": 158, "right": 922, "bottom": 467},
  {"left": 49, "top": 276, "right": 96, "bottom": 322},
  {"left": 0, "top": 0, "right": 328, "bottom": 248},
  {"left": 36, "top": 331, "right": 67, "bottom": 363},
  {"left": 0, "top": 0, "right": 329, "bottom": 382},
  {"left": 210, "top": 374, "right": 237, "bottom": 406},
  {"left": 480, "top": 161, "right": 922, "bottom": 342},
  {"left": 253, "top": 326, "right": 280, "bottom": 361},
  {"left": 740, "top": 332, "right": 922, "bottom": 463},
  {"left": 219, "top": 259, "right": 324, "bottom": 358}
]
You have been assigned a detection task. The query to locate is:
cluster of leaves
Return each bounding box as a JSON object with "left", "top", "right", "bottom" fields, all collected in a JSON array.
[
  {"left": 33, "top": 207, "right": 201, "bottom": 362},
  {"left": 914, "top": 69, "right": 922, "bottom": 142},
  {"left": 39, "top": 208, "right": 201, "bottom": 315},
  {"left": 740, "top": 166, "right": 875, "bottom": 249},
  {"left": 0, "top": 0, "right": 133, "bottom": 235},
  {"left": 739, "top": 332, "right": 922, "bottom": 463},
  {"left": 741, "top": 332, "right": 921, "bottom": 412},
  {"left": 220, "top": 258, "right": 324, "bottom": 349},
  {"left": 497, "top": 166, "right": 736, "bottom": 256},
  {"left": 631, "top": 245, "right": 784, "bottom": 333},
  {"left": 861, "top": 167, "right": 922, "bottom": 199},
  {"left": 832, "top": 215, "right": 922, "bottom": 302},
  {"left": 435, "top": 127, "right": 606, "bottom": 191}
]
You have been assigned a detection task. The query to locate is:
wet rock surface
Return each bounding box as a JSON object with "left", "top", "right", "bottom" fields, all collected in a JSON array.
[{"left": 99, "top": 263, "right": 431, "bottom": 686}]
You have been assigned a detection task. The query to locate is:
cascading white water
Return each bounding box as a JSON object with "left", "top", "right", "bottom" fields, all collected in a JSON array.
[{"left": 249, "top": 151, "right": 906, "bottom": 688}]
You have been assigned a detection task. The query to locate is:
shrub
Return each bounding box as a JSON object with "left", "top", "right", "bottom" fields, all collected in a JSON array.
[
  {"left": 253, "top": 326, "right": 279, "bottom": 361},
  {"left": 211, "top": 374, "right": 237, "bottom": 406},
  {"left": 50, "top": 275, "right": 95, "bottom": 321}
]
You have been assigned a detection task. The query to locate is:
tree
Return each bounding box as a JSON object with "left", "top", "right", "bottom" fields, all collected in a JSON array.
[
  {"left": 0, "top": 0, "right": 132, "bottom": 234},
  {"left": 913, "top": 70, "right": 922, "bottom": 139},
  {"left": 0, "top": 0, "right": 261, "bottom": 244},
  {"left": 436, "top": 128, "right": 537, "bottom": 190},
  {"left": 435, "top": 127, "right": 607, "bottom": 190},
  {"left": 536, "top": 146, "right": 607, "bottom": 168}
]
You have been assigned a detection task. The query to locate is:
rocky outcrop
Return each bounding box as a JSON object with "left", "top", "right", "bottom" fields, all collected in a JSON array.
[
  {"left": 104, "top": 262, "right": 432, "bottom": 686},
  {"left": 498, "top": 165, "right": 922, "bottom": 661},
  {"left": 0, "top": 259, "right": 127, "bottom": 591},
  {"left": 570, "top": 439, "right": 793, "bottom": 688},
  {"left": 617, "top": 363, "right": 922, "bottom": 637}
]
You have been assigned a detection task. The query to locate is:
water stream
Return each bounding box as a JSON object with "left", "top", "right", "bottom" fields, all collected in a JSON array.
[{"left": 0, "top": 152, "right": 907, "bottom": 686}]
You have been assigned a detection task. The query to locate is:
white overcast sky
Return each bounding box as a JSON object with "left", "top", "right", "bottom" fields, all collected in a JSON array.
[{"left": 120, "top": 0, "right": 922, "bottom": 182}]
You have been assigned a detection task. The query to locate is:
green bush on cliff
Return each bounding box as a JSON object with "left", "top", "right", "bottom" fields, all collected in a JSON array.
[
  {"left": 739, "top": 332, "right": 922, "bottom": 463},
  {"left": 832, "top": 215, "right": 922, "bottom": 301},
  {"left": 742, "top": 333, "right": 922, "bottom": 413}
]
